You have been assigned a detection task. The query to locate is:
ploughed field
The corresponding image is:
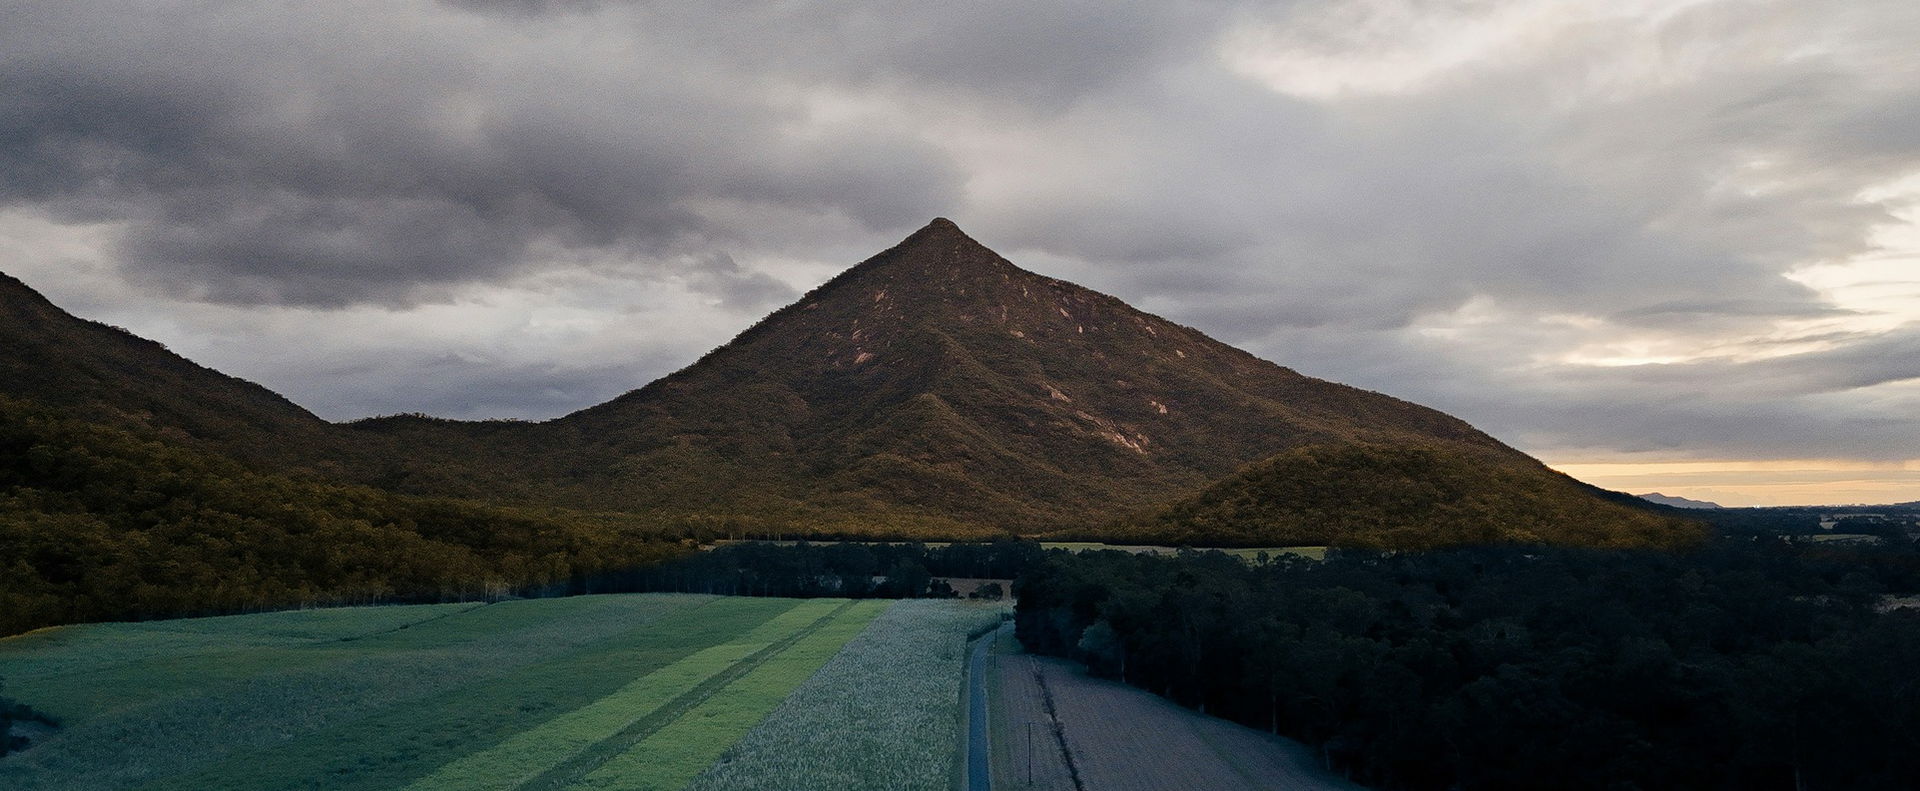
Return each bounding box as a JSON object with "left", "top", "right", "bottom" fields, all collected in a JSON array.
[
  {"left": 987, "top": 630, "right": 1366, "bottom": 791},
  {"left": 0, "top": 594, "right": 1003, "bottom": 791}
]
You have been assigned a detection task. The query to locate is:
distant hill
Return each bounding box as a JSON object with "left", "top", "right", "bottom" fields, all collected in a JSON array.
[
  {"left": 1117, "top": 444, "right": 1703, "bottom": 550},
  {"left": 1, "top": 219, "right": 1698, "bottom": 548},
  {"left": 1637, "top": 492, "right": 1724, "bottom": 509}
]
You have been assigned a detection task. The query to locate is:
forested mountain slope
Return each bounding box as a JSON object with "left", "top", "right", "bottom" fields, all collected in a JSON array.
[
  {"left": 1118, "top": 443, "right": 1701, "bottom": 549},
  {"left": 2, "top": 220, "right": 1695, "bottom": 546},
  {"left": 0, "top": 273, "right": 361, "bottom": 473},
  {"left": 0, "top": 396, "right": 681, "bottom": 635}
]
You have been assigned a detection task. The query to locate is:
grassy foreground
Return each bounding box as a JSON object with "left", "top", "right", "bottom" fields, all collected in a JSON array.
[{"left": 0, "top": 594, "right": 1003, "bottom": 791}]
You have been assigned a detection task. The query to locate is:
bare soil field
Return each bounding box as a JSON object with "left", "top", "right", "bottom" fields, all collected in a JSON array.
[{"left": 990, "top": 643, "right": 1365, "bottom": 791}]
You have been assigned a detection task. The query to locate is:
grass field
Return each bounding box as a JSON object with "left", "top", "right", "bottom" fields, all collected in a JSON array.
[{"left": 0, "top": 594, "right": 1000, "bottom": 791}]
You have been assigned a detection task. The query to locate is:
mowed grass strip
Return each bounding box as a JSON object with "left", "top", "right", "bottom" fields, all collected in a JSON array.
[
  {"left": 399, "top": 598, "right": 846, "bottom": 791},
  {"left": 563, "top": 599, "right": 890, "bottom": 791},
  {"left": 514, "top": 599, "right": 867, "bottom": 791},
  {"left": 128, "top": 595, "right": 756, "bottom": 791}
]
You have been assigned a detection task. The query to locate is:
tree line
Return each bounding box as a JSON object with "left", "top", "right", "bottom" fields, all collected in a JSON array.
[
  {"left": 578, "top": 539, "right": 1042, "bottom": 598},
  {"left": 1015, "top": 540, "right": 1920, "bottom": 790}
]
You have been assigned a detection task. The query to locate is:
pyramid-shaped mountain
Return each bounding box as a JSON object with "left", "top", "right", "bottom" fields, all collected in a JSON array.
[
  {"left": 1, "top": 221, "right": 1696, "bottom": 546},
  {"left": 367, "top": 218, "right": 1690, "bottom": 543}
]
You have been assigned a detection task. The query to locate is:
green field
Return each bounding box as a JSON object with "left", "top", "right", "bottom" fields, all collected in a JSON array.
[{"left": 0, "top": 595, "right": 1004, "bottom": 791}]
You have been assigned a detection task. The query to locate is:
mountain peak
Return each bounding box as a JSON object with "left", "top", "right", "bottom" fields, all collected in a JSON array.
[
  {"left": 865, "top": 216, "right": 1004, "bottom": 277},
  {"left": 786, "top": 217, "right": 1031, "bottom": 319},
  {"left": 894, "top": 216, "right": 971, "bottom": 248}
]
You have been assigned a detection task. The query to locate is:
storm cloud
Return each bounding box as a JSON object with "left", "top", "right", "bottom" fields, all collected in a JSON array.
[{"left": 1, "top": 0, "right": 1916, "bottom": 502}]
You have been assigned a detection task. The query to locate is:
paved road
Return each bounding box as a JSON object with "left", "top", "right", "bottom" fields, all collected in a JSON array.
[
  {"left": 1019, "top": 655, "right": 1367, "bottom": 791},
  {"left": 963, "top": 623, "right": 1003, "bottom": 791}
]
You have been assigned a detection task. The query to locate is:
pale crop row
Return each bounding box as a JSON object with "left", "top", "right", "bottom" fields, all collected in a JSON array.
[{"left": 685, "top": 600, "right": 1008, "bottom": 791}]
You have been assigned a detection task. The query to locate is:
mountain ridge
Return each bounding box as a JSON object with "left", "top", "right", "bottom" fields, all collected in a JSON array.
[
  {"left": 1637, "top": 492, "right": 1725, "bottom": 509},
  {"left": 2, "top": 219, "right": 1699, "bottom": 545}
]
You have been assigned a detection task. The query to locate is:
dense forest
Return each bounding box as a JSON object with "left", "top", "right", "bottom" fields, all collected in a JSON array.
[
  {"left": 1686, "top": 504, "right": 1920, "bottom": 537},
  {"left": 1016, "top": 541, "right": 1920, "bottom": 790},
  {"left": 582, "top": 539, "right": 1041, "bottom": 598},
  {"left": 0, "top": 397, "right": 686, "bottom": 636}
]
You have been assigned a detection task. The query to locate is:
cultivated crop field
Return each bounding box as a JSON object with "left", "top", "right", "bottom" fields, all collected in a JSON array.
[{"left": 0, "top": 594, "right": 1004, "bottom": 791}]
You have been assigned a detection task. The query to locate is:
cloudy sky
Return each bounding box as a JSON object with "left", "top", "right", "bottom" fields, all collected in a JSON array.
[{"left": 3, "top": 0, "right": 1917, "bottom": 505}]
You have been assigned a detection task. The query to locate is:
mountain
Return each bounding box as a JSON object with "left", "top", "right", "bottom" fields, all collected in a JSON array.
[
  {"left": 365, "top": 219, "right": 1497, "bottom": 530},
  {"left": 362, "top": 219, "right": 1694, "bottom": 544},
  {"left": 0, "top": 272, "right": 363, "bottom": 474},
  {"left": 2, "top": 220, "right": 1697, "bottom": 547},
  {"left": 1637, "top": 492, "right": 1724, "bottom": 509}
]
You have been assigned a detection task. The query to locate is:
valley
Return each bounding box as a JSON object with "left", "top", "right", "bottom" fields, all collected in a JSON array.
[
  {"left": 4, "top": 2, "right": 1915, "bottom": 787},
  {"left": 1, "top": 219, "right": 1872, "bottom": 790}
]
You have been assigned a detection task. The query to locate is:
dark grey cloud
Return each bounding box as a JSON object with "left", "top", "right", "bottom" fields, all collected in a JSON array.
[
  {"left": 443, "top": 0, "right": 607, "bottom": 15},
  {"left": 1217, "top": 321, "right": 1920, "bottom": 464},
  {"left": 1558, "top": 328, "right": 1920, "bottom": 398},
  {"left": 674, "top": 252, "right": 797, "bottom": 311},
  {"left": 0, "top": 1, "right": 963, "bottom": 307},
  {"left": 578, "top": 1, "right": 1236, "bottom": 111},
  {"left": 120, "top": 192, "right": 530, "bottom": 307},
  {"left": 981, "top": 51, "right": 1905, "bottom": 334}
]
